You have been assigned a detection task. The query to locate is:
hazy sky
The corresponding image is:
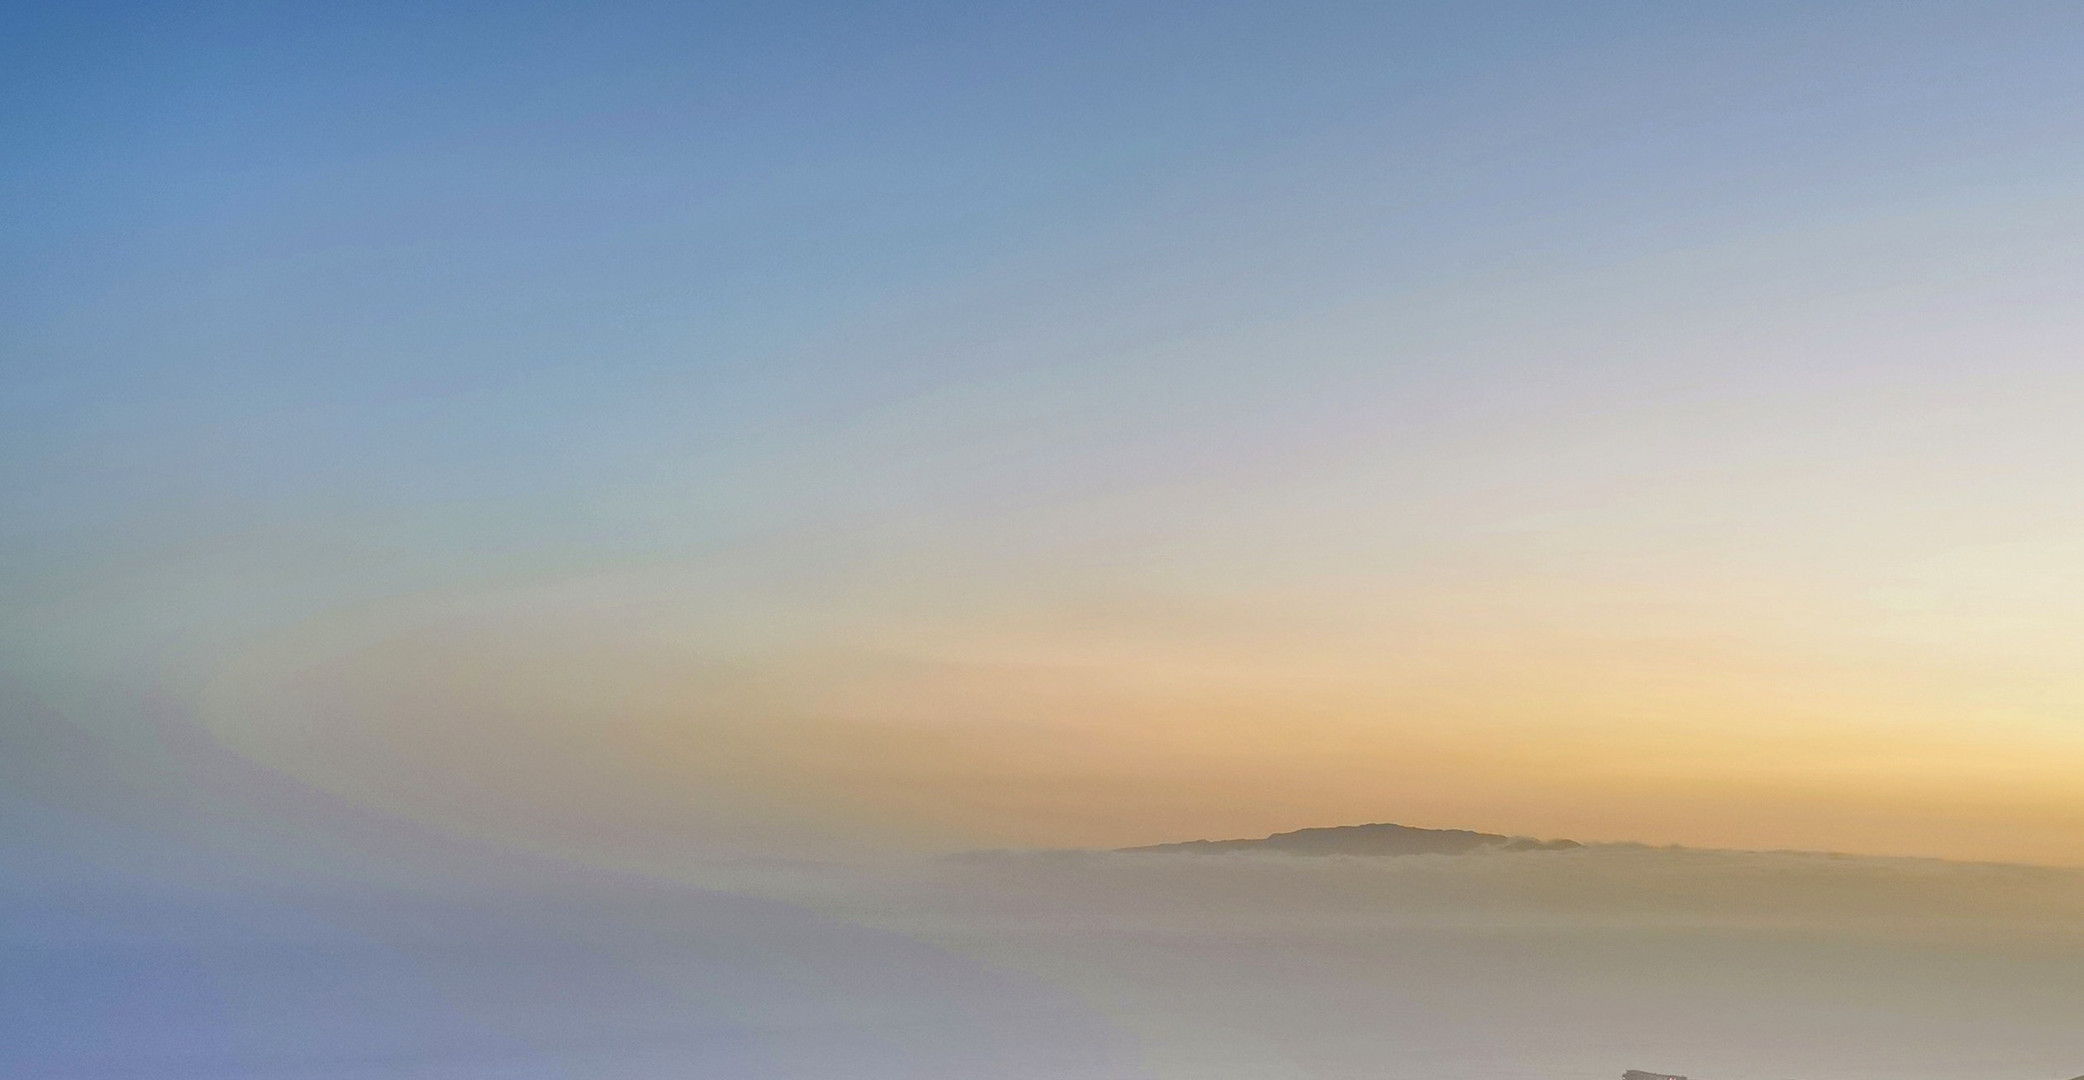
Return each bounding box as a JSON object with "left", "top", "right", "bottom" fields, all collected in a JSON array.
[{"left": 10, "top": 2, "right": 2084, "bottom": 864}]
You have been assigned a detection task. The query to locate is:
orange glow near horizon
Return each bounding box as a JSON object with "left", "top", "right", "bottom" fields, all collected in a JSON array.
[{"left": 199, "top": 520, "right": 2084, "bottom": 866}]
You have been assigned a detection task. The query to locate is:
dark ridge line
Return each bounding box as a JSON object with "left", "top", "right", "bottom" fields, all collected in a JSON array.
[{"left": 1120, "top": 821, "right": 1583, "bottom": 856}]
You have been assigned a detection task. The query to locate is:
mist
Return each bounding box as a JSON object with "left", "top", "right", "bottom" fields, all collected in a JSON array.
[
  {"left": 13, "top": 3, "right": 2084, "bottom": 1077},
  {"left": 10, "top": 675, "right": 2084, "bottom": 1079},
  {"left": 730, "top": 846, "right": 2084, "bottom": 1080}
]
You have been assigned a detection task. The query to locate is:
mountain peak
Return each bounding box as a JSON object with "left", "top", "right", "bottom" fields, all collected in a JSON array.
[{"left": 1122, "top": 822, "right": 1582, "bottom": 856}]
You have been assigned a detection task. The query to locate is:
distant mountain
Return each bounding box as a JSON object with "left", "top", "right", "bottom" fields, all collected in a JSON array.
[{"left": 1122, "top": 822, "right": 1583, "bottom": 856}]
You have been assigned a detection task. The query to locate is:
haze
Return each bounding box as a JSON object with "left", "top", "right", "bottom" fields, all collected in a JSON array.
[{"left": 7, "top": 3, "right": 2084, "bottom": 1077}]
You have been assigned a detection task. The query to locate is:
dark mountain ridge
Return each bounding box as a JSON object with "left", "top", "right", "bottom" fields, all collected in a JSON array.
[{"left": 1122, "top": 822, "right": 1583, "bottom": 856}]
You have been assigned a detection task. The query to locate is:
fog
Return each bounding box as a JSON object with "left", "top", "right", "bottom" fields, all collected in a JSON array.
[
  {"left": 23, "top": 847, "right": 2079, "bottom": 1080},
  {"left": 8, "top": 700, "right": 2084, "bottom": 1079},
  {"left": 720, "top": 846, "right": 2084, "bottom": 1080},
  {"left": 2, "top": 690, "right": 1132, "bottom": 1080}
]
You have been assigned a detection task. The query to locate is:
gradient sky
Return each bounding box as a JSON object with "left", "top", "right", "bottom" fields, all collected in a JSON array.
[{"left": 10, "top": 1, "right": 2084, "bottom": 865}]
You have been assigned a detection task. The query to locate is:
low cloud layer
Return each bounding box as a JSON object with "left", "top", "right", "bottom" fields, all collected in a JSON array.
[
  {"left": 729, "top": 847, "right": 2084, "bottom": 1080},
  {"left": 9, "top": 693, "right": 2084, "bottom": 1080}
]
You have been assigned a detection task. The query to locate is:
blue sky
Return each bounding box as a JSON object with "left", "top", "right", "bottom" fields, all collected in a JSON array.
[
  {"left": 11, "top": 1, "right": 2084, "bottom": 861},
  {"left": 14, "top": 1, "right": 2081, "bottom": 547}
]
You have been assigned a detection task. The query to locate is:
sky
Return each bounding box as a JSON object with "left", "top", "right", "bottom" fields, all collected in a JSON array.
[
  {"left": 15, "top": 5, "right": 2084, "bottom": 1078},
  {"left": 11, "top": 0, "right": 2084, "bottom": 873}
]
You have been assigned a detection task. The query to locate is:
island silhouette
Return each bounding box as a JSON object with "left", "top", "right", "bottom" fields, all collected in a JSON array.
[{"left": 1122, "top": 821, "right": 1583, "bottom": 856}]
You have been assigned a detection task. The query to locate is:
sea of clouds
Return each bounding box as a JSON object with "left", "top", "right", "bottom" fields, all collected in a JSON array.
[{"left": 8, "top": 696, "right": 2084, "bottom": 1080}]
